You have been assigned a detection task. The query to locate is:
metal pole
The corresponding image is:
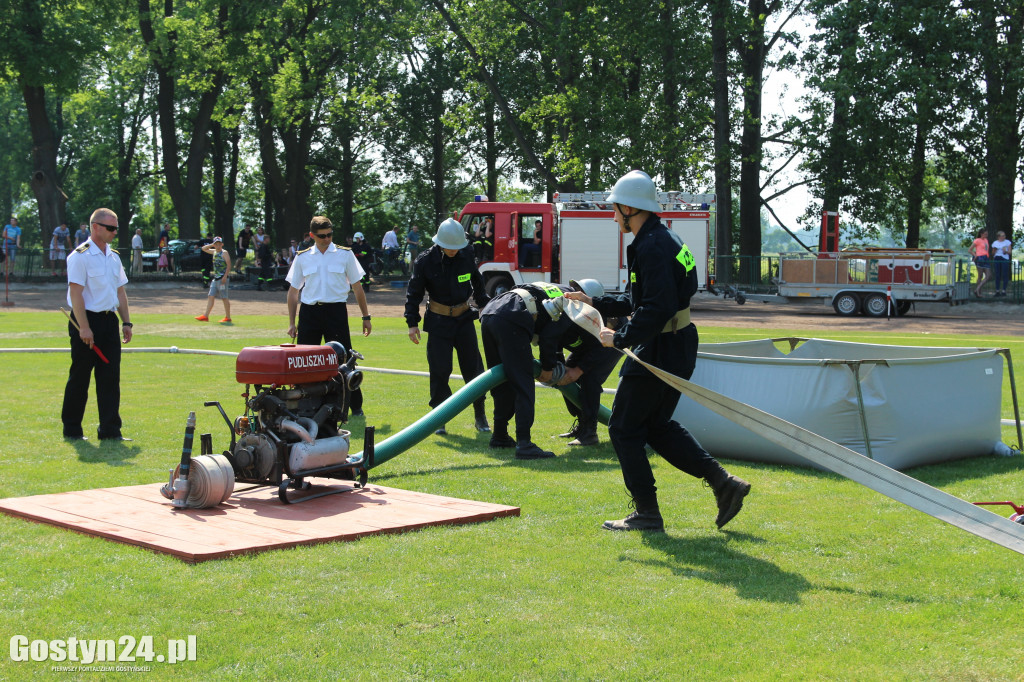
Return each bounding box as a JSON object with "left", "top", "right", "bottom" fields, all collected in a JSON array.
[{"left": 998, "top": 348, "right": 1023, "bottom": 450}]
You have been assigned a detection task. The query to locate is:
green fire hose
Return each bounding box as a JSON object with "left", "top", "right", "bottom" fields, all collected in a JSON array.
[{"left": 357, "top": 361, "right": 612, "bottom": 469}]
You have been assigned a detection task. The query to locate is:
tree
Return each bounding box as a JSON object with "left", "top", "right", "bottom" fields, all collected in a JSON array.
[
  {"left": 138, "top": 0, "right": 235, "bottom": 239},
  {"left": 0, "top": 0, "right": 121, "bottom": 234}
]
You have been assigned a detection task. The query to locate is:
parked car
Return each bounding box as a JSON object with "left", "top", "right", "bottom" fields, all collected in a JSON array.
[{"left": 141, "top": 239, "right": 206, "bottom": 271}]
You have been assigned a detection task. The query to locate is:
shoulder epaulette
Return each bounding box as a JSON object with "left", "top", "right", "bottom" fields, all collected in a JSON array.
[
  {"left": 75, "top": 243, "right": 89, "bottom": 253},
  {"left": 110, "top": 248, "right": 119, "bottom": 255},
  {"left": 297, "top": 246, "right": 314, "bottom": 255},
  {"left": 339, "top": 246, "right": 352, "bottom": 251}
]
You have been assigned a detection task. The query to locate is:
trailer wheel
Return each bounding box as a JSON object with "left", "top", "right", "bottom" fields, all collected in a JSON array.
[
  {"left": 485, "top": 275, "right": 514, "bottom": 298},
  {"left": 832, "top": 293, "right": 860, "bottom": 316},
  {"left": 735, "top": 293, "right": 746, "bottom": 305},
  {"left": 896, "top": 300, "right": 912, "bottom": 316},
  {"left": 863, "top": 293, "right": 888, "bottom": 317}
]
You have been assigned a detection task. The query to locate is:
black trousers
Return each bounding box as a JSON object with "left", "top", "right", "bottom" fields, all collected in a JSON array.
[
  {"left": 426, "top": 317, "right": 486, "bottom": 419},
  {"left": 562, "top": 348, "right": 620, "bottom": 425},
  {"left": 480, "top": 314, "right": 535, "bottom": 442},
  {"left": 297, "top": 302, "right": 363, "bottom": 412},
  {"left": 608, "top": 372, "right": 721, "bottom": 502},
  {"left": 61, "top": 310, "right": 122, "bottom": 439}
]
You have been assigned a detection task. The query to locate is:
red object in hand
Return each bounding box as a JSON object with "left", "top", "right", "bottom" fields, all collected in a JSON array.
[{"left": 91, "top": 344, "right": 110, "bottom": 364}]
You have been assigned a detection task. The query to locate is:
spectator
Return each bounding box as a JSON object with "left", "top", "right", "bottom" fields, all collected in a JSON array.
[
  {"left": 277, "top": 248, "right": 290, "bottom": 267},
  {"left": 131, "top": 228, "right": 144, "bottom": 275},
  {"left": 406, "top": 224, "right": 421, "bottom": 263},
  {"left": 195, "top": 237, "right": 232, "bottom": 323},
  {"left": 970, "top": 228, "right": 991, "bottom": 298},
  {"left": 51, "top": 221, "right": 71, "bottom": 277},
  {"left": 235, "top": 225, "right": 253, "bottom": 273},
  {"left": 3, "top": 217, "right": 21, "bottom": 265},
  {"left": 991, "top": 230, "right": 1012, "bottom": 297},
  {"left": 352, "top": 232, "right": 372, "bottom": 291},
  {"left": 158, "top": 223, "right": 171, "bottom": 248},
  {"left": 289, "top": 239, "right": 298, "bottom": 262},
  {"left": 74, "top": 223, "right": 90, "bottom": 247}
]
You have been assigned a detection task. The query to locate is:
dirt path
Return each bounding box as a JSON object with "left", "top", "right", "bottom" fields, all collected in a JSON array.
[{"left": 3, "top": 280, "right": 1023, "bottom": 335}]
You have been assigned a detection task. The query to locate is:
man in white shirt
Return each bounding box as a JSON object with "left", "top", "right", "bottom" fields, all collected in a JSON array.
[
  {"left": 286, "top": 216, "right": 372, "bottom": 417},
  {"left": 61, "top": 208, "right": 134, "bottom": 441},
  {"left": 131, "top": 228, "right": 144, "bottom": 275}
]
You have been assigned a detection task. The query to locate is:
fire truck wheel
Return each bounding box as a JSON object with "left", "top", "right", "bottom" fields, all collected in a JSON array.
[
  {"left": 863, "top": 293, "right": 888, "bottom": 317},
  {"left": 485, "top": 275, "right": 514, "bottom": 298},
  {"left": 832, "top": 293, "right": 860, "bottom": 317}
]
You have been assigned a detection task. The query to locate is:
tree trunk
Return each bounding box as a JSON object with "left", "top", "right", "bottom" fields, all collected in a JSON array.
[
  {"left": 484, "top": 97, "right": 497, "bottom": 201},
  {"left": 22, "top": 84, "right": 67, "bottom": 237},
  {"left": 980, "top": 3, "right": 1023, "bottom": 238},
  {"left": 710, "top": 0, "right": 733, "bottom": 283},
  {"left": 340, "top": 134, "right": 354, "bottom": 238},
  {"left": 904, "top": 120, "right": 927, "bottom": 248},
  {"left": 661, "top": 0, "right": 681, "bottom": 190},
  {"left": 737, "top": 0, "right": 768, "bottom": 280}
]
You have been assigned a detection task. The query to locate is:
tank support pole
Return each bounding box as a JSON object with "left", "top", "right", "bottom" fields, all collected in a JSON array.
[
  {"left": 997, "top": 348, "right": 1023, "bottom": 450},
  {"left": 849, "top": 362, "right": 875, "bottom": 461}
]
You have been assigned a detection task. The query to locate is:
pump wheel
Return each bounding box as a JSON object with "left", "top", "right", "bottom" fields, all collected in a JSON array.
[
  {"left": 832, "top": 293, "right": 860, "bottom": 317},
  {"left": 485, "top": 275, "right": 514, "bottom": 298}
]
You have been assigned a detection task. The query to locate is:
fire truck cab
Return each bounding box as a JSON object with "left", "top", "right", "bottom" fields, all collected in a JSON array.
[{"left": 457, "top": 191, "right": 715, "bottom": 297}]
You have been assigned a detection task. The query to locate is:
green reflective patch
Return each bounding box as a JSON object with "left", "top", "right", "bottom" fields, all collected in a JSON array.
[
  {"left": 676, "top": 245, "right": 695, "bottom": 272},
  {"left": 540, "top": 283, "right": 563, "bottom": 298},
  {"left": 569, "top": 338, "right": 581, "bottom": 347},
  {"left": 630, "top": 272, "right": 636, "bottom": 284},
  {"left": 457, "top": 273, "right": 471, "bottom": 283}
]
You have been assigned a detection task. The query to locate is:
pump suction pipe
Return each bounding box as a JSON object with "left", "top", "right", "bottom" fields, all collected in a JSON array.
[{"left": 347, "top": 360, "right": 610, "bottom": 470}]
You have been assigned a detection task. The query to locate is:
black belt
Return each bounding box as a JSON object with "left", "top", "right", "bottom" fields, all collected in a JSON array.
[
  {"left": 85, "top": 310, "right": 118, "bottom": 316},
  {"left": 303, "top": 301, "right": 347, "bottom": 306}
]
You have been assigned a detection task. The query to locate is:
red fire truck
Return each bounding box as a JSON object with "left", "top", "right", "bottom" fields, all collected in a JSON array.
[{"left": 456, "top": 191, "right": 716, "bottom": 297}]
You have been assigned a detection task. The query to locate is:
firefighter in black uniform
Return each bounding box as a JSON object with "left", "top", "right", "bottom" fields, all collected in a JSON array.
[
  {"left": 566, "top": 170, "right": 750, "bottom": 531},
  {"left": 553, "top": 279, "right": 621, "bottom": 447},
  {"left": 480, "top": 281, "right": 584, "bottom": 460},
  {"left": 405, "top": 218, "right": 491, "bottom": 435},
  {"left": 61, "top": 208, "right": 134, "bottom": 441}
]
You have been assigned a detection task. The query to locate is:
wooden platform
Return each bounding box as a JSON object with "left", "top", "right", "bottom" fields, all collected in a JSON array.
[{"left": 0, "top": 480, "right": 520, "bottom": 563}]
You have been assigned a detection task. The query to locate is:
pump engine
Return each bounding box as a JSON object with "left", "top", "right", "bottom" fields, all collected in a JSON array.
[{"left": 199, "top": 341, "right": 374, "bottom": 504}]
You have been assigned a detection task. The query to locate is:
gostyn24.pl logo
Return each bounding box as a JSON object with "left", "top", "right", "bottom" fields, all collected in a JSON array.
[{"left": 10, "top": 635, "right": 197, "bottom": 665}]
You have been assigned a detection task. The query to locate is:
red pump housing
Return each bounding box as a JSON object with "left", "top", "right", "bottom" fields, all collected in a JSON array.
[{"left": 236, "top": 344, "right": 340, "bottom": 385}]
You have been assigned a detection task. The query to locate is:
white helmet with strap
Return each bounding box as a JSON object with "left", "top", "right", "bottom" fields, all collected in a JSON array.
[
  {"left": 433, "top": 218, "right": 469, "bottom": 250},
  {"left": 569, "top": 278, "right": 604, "bottom": 299},
  {"left": 607, "top": 170, "right": 661, "bottom": 213}
]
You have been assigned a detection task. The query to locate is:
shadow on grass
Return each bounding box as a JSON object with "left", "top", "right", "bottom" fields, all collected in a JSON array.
[
  {"left": 71, "top": 439, "right": 139, "bottom": 466},
  {"left": 623, "top": 531, "right": 812, "bottom": 604}
]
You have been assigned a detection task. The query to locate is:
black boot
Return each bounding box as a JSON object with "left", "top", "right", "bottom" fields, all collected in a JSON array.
[
  {"left": 474, "top": 413, "right": 491, "bottom": 432},
  {"left": 568, "top": 420, "right": 598, "bottom": 446},
  {"left": 602, "top": 496, "right": 664, "bottom": 532},
  {"left": 707, "top": 469, "right": 751, "bottom": 529},
  {"left": 514, "top": 441, "right": 555, "bottom": 460},
  {"left": 489, "top": 423, "right": 516, "bottom": 448},
  {"left": 558, "top": 419, "right": 579, "bottom": 439}
]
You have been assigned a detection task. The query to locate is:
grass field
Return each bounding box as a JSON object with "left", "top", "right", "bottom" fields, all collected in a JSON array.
[{"left": 1, "top": 313, "right": 1023, "bottom": 680}]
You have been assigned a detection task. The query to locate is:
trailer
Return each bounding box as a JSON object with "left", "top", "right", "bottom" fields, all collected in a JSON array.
[
  {"left": 722, "top": 213, "right": 969, "bottom": 316},
  {"left": 457, "top": 191, "right": 714, "bottom": 296}
]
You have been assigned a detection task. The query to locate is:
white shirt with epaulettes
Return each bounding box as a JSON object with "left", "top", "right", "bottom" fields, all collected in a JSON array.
[
  {"left": 66, "top": 238, "right": 128, "bottom": 312},
  {"left": 285, "top": 242, "right": 365, "bottom": 305}
]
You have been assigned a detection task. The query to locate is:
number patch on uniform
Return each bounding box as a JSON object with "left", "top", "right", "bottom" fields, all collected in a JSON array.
[
  {"left": 458, "top": 273, "right": 471, "bottom": 283},
  {"left": 676, "top": 245, "right": 695, "bottom": 272}
]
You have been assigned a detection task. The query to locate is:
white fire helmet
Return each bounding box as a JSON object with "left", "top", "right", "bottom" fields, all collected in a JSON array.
[
  {"left": 433, "top": 218, "right": 469, "bottom": 250},
  {"left": 607, "top": 170, "right": 661, "bottom": 213}
]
